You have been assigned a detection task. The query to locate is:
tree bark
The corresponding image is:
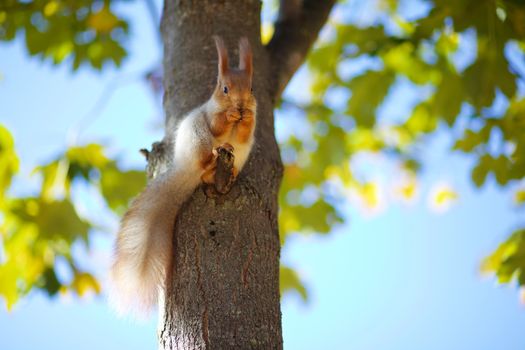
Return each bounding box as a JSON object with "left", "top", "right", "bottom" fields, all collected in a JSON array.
[
  {"left": 158, "top": 1, "right": 283, "bottom": 349},
  {"left": 154, "top": 0, "right": 336, "bottom": 348}
]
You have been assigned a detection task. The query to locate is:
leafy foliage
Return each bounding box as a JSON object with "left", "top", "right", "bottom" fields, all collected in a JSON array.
[
  {"left": 0, "top": 0, "right": 130, "bottom": 70},
  {"left": 277, "top": 0, "right": 525, "bottom": 295},
  {"left": 482, "top": 229, "right": 525, "bottom": 287},
  {"left": 0, "top": 125, "right": 145, "bottom": 309},
  {"left": 2, "top": 0, "right": 525, "bottom": 308},
  {"left": 280, "top": 265, "right": 307, "bottom": 302}
]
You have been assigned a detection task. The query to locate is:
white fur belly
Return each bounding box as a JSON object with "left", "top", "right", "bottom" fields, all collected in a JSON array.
[
  {"left": 230, "top": 141, "right": 252, "bottom": 171},
  {"left": 173, "top": 113, "right": 205, "bottom": 174}
]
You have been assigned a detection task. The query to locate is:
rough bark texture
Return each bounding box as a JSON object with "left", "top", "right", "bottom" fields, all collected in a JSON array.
[
  {"left": 158, "top": 1, "right": 283, "bottom": 349},
  {"left": 153, "top": 0, "right": 337, "bottom": 349}
]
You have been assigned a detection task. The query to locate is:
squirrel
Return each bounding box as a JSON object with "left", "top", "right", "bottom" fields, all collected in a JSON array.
[{"left": 109, "top": 36, "right": 256, "bottom": 317}]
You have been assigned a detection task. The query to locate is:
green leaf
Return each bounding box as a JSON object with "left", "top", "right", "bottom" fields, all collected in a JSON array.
[
  {"left": 492, "top": 155, "right": 510, "bottom": 186},
  {"left": 470, "top": 154, "right": 510, "bottom": 187},
  {"left": 382, "top": 42, "right": 438, "bottom": 84},
  {"left": 11, "top": 199, "right": 92, "bottom": 244},
  {"left": 453, "top": 125, "right": 491, "bottom": 153},
  {"left": 280, "top": 198, "right": 342, "bottom": 237},
  {"left": 71, "top": 272, "right": 101, "bottom": 297},
  {"left": 0, "top": 124, "right": 19, "bottom": 202},
  {"left": 406, "top": 103, "right": 438, "bottom": 135},
  {"left": 39, "top": 266, "right": 61, "bottom": 297},
  {"left": 432, "top": 70, "right": 463, "bottom": 125},
  {"left": 482, "top": 228, "right": 525, "bottom": 285},
  {"left": 413, "top": 7, "right": 447, "bottom": 40},
  {"left": 66, "top": 143, "right": 109, "bottom": 170},
  {"left": 336, "top": 24, "right": 391, "bottom": 56},
  {"left": 66, "top": 143, "right": 109, "bottom": 181},
  {"left": 346, "top": 70, "right": 395, "bottom": 127},
  {"left": 463, "top": 39, "right": 517, "bottom": 110},
  {"left": 472, "top": 154, "right": 492, "bottom": 188},
  {"left": 39, "top": 200, "right": 90, "bottom": 243},
  {"left": 280, "top": 265, "right": 307, "bottom": 301},
  {"left": 0, "top": 0, "right": 130, "bottom": 70},
  {"left": 34, "top": 160, "right": 68, "bottom": 199},
  {"left": 100, "top": 164, "right": 146, "bottom": 213},
  {"left": 515, "top": 189, "right": 525, "bottom": 205}
]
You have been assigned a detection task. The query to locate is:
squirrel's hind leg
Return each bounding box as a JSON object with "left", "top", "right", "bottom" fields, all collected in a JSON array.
[{"left": 199, "top": 149, "right": 218, "bottom": 185}]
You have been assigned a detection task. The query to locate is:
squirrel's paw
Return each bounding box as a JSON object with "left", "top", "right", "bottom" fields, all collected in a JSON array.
[{"left": 215, "top": 143, "right": 234, "bottom": 154}]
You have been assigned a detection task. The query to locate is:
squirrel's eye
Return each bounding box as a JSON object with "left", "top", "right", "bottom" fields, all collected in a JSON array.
[{"left": 223, "top": 86, "right": 228, "bottom": 94}]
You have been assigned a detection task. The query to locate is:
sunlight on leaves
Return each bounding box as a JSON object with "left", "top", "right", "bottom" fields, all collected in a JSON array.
[
  {"left": 0, "top": 0, "right": 130, "bottom": 70},
  {"left": 393, "top": 175, "right": 419, "bottom": 203},
  {"left": 481, "top": 230, "right": 525, "bottom": 286},
  {"left": 355, "top": 182, "right": 382, "bottom": 210},
  {"left": 71, "top": 272, "right": 101, "bottom": 297},
  {"left": 87, "top": 6, "right": 119, "bottom": 34},
  {"left": 428, "top": 184, "right": 458, "bottom": 213},
  {"left": 515, "top": 189, "right": 525, "bottom": 206},
  {"left": 43, "top": 1, "right": 59, "bottom": 17},
  {"left": 2, "top": 0, "right": 525, "bottom": 306},
  {"left": 0, "top": 124, "right": 19, "bottom": 202},
  {"left": 0, "top": 135, "right": 145, "bottom": 309}
]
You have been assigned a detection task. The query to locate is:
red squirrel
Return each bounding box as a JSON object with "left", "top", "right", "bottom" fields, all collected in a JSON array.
[{"left": 110, "top": 36, "right": 256, "bottom": 317}]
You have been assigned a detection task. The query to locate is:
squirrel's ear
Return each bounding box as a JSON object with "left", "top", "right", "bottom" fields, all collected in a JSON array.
[
  {"left": 214, "top": 35, "right": 229, "bottom": 76},
  {"left": 238, "top": 37, "right": 253, "bottom": 78}
]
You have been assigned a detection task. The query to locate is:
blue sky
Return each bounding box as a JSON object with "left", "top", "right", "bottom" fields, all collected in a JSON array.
[{"left": 1, "top": 1, "right": 525, "bottom": 349}]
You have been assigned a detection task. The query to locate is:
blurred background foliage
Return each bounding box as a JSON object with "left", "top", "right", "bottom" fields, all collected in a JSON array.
[
  {"left": 0, "top": 0, "right": 129, "bottom": 69},
  {"left": 1, "top": 0, "right": 525, "bottom": 309}
]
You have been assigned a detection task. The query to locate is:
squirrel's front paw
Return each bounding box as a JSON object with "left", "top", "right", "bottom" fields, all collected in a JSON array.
[
  {"left": 214, "top": 143, "right": 234, "bottom": 155},
  {"left": 201, "top": 144, "right": 234, "bottom": 187}
]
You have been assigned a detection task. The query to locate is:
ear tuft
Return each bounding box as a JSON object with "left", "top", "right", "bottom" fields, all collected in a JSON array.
[
  {"left": 238, "top": 37, "right": 253, "bottom": 78},
  {"left": 214, "top": 35, "right": 229, "bottom": 76}
]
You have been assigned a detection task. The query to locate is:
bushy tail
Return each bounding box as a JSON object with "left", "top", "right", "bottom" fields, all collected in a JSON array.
[{"left": 109, "top": 167, "right": 201, "bottom": 318}]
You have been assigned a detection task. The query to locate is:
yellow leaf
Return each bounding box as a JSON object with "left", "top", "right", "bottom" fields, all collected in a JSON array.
[
  {"left": 0, "top": 125, "right": 20, "bottom": 202},
  {"left": 428, "top": 183, "right": 458, "bottom": 213},
  {"left": 54, "top": 41, "right": 74, "bottom": 62},
  {"left": 359, "top": 182, "right": 380, "bottom": 209},
  {"left": 261, "top": 23, "right": 274, "bottom": 45},
  {"left": 480, "top": 240, "right": 517, "bottom": 274},
  {"left": 324, "top": 165, "right": 340, "bottom": 179},
  {"left": 43, "top": 1, "right": 59, "bottom": 17},
  {"left": 87, "top": 7, "right": 118, "bottom": 34},
  {"left": 71, "top": 273, "right": 101, "bottom": 297},
  {"left": 0, "top": 263, "right": 19, "bottom": 311},
  {"left": 434, "top": 188, "right": 457, "bottom": 205},
  {"left": 392, "top": 15, "right": 415, "bottom": 35},
  {"left": 25, "top": 198, "right": 39, "bottom": 216},
  {"left": 395, "top": 176, "right": 418, "bottom": 202},
  {"left": 515, "top": 189, "right": 525, "bottom": 205}
]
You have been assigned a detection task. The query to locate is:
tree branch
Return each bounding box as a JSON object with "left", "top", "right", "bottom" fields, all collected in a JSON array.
[
  {"left": 277, "top": 0, "right": 302, "bottom": 22},
  {"left": 266, "top": 0, "right": 337, "bottom": 100}
]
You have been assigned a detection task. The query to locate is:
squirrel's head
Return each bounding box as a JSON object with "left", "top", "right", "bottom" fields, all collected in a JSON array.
[{"left": 212, "top": 36, "right": 256, "bottom": 123}]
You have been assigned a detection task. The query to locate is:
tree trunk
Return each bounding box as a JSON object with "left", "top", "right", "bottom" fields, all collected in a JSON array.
[{"left": 157, "top": 1, "right": 284, "bottom": 349}]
